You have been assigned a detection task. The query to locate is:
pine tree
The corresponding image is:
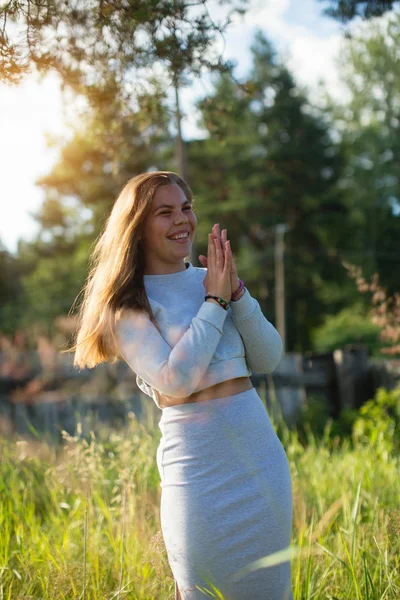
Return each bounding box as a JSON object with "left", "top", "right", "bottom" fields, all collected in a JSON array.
[{"left": 189, "top": 31, "right": 354, "bottom": 352}]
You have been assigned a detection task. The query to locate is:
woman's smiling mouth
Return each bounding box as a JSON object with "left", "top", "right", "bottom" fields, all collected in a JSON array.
[{"left": 167, "top": 232, "right": 190, "bottom": 243}]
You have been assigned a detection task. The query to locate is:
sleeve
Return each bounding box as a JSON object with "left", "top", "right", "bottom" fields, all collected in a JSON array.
[
  {"left": 230, "top": 287, "right": 283, "bottom": 373},
  {"left": 115, "top": 301, "right": 228, "bottom": 398}
]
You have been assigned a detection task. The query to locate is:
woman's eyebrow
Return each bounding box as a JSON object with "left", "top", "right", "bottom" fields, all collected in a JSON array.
[{"left": 154, "top": 200, "right": 191, "bottom": 212}]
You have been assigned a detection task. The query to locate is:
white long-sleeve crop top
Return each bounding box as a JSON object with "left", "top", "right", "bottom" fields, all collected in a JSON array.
[{"left": 115, "top": 261, "right": 283, "bottom": 409}]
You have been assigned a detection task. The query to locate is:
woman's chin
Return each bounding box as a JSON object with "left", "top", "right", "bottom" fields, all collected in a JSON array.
[{"left": 169, "top": 241, "right": 192, "bottom": 253}]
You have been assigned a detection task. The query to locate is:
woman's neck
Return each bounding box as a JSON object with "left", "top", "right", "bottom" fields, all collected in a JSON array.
[{"left": 143, "top": 260, "right": 188, "bottom": 275}]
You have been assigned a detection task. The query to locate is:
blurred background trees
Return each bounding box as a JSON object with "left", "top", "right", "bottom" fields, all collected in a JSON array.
[
  {"left": 318, "top": 0, "right": 399, "bottom": 22},
  {"left": 0, "top": 0, "right": 399, "bottom": 357}
]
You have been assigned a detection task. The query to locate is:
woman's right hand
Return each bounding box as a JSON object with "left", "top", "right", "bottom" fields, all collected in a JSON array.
[{"left": 204, "top": 233, "right": 232, "bottom": 304}]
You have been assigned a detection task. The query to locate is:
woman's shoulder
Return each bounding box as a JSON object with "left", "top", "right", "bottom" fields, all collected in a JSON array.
[
  {"left": 194, "top": 265, "right": 207, "bottom": 279},
  {"left": 115, "top": 306, "right": 150, "bottom": 332}
]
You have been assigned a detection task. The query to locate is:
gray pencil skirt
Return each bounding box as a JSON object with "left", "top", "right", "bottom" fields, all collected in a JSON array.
[{"left": 156, "top": 387, "right": 293, "bottom": 600}]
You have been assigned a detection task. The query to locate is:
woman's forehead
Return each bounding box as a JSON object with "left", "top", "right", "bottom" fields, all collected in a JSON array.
[{"left": 152, "top": 184, "right": 188, "bottom": 209}]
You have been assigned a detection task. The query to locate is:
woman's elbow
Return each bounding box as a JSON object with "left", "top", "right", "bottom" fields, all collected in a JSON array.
[
  {"left": 266, "top": 335, "right": 283, "bottom": 372},
  {"left": 156, "top": 372, "right": 197, "bottom": 398},
  {"left": 254, "top": 333, "right": 283, "bottom": 374},
  {"left": 153, "top": 362, "right": 198, "bottom": 398}
]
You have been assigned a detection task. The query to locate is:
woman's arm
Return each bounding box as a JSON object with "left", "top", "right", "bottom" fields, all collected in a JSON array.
[
  {"left": 230, "top": 288, "right": 283, "bottom": 373},
  {"left": 115, "top": 301, "right": 228, "bottom": 398}
]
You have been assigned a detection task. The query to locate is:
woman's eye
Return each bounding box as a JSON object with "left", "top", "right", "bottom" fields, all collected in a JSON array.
[{"left": 160, "top": 206, "right": 192, "bottom": 215}]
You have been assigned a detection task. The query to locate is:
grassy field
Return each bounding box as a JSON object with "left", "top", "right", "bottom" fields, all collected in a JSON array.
[{"left": 1, "top": 388, "right": 399, "bottom": 599}]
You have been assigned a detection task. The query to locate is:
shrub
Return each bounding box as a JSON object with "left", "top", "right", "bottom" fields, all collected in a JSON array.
[{"left": 352, "top": 384, "right": 400, "bottom": 458}]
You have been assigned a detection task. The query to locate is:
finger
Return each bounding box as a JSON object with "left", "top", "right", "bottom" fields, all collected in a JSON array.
[
  {"left": 213, "top": 236, "right": 221, "bottom": 256},
  {"left": 213, "top": 237, "right": 222, "bottom": 266},
  {"left": 208, "top": 234, "right": 215, "bottom": 268},
  {"left": 219, "top": 226, "right": 226, "bottom": 257},
  {"left": 230, "top": 247, "right": 236, "bottom": 272},
  {"left": 219, "top": 225, "right": 226, "bottom": 252},
  {"left": 223, "top": 240, "right": 232, "bottom": 271},
  {"left": 227, "top": 238, "right": 234, "bottom": 264},
  {"left": 221, "top": 228, "right": 227, "bottom": 246},
  {"left": 214, "top": 223, "right": 224, "bottom": 253}
]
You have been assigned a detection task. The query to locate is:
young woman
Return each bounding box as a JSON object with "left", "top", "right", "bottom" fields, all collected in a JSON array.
[{"left": 73, "top": 171, "right": 293, "bottom": 600}]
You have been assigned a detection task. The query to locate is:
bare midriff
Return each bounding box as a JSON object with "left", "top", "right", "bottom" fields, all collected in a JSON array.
[{"left": 157, "top": 376, "right": 254, "bottom": 409}]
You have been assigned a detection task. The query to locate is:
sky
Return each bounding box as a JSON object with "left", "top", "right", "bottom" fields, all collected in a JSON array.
[{"left": 0, "top": 0, "right": 349, "bottom": 255}]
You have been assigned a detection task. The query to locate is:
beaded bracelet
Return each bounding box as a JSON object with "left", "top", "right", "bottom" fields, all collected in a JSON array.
[
  {"left": 204, "top": 295, "right": 230, "bottom": 310},
  {"left": 231, "top": 279, "right": 244, "bottom": 301}
]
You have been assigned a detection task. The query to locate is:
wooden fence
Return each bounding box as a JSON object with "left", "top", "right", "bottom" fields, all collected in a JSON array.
[
  {"left": 0, "top": 344, "right": 398, "bottom": 440},
  {"left": 255, "top": 345, "right": 398, "bottom": 426}
]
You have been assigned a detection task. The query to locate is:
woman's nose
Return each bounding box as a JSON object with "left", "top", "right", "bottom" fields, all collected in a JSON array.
[{"left": 175, "top": 212, "right": 189, "bottom": 223}]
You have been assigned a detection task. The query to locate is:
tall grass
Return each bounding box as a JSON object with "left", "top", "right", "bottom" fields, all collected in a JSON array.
[{"left": 0, "top": 392, "right": 399, "bottom": 599}]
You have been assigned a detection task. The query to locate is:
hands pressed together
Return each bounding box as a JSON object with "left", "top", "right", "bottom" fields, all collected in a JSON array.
[{"left": 198, "top": 223, "right": 242, "bottom": 304}]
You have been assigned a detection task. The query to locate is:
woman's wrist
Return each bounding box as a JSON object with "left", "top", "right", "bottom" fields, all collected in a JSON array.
[
  {"left": 231, "top": 279, "right": 245, "bottom": 301},
  {"left": 231, "top": 288, "right": 245, "bottom": 301},
  {"left": 205, "top": 297, "right": 220, "bottom": 306},
  {"left": 205, "top": 295, "right": 230, "bottom": 310}
]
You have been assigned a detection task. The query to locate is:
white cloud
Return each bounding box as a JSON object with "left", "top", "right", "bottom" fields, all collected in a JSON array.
[
  {"left": 232, "top": 0, "right": 291, "bottom": 29},
  {"left": 283, "top": 31, "right": 346, "bottom": 104}
]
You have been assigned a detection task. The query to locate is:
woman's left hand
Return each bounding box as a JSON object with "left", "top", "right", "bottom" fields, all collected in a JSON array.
[{"left": 199, "top": 223, "right": 242, "bottom": 297}]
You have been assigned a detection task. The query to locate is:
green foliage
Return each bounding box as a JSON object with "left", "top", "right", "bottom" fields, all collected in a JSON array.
[
  {"left": 191, "top": 30, "right": 356, "bottom": 351},
  {"left": 1, "top": 403, "right": 400, "bottom": 598},
  {"left": 20, "top": 243, "right": 89, "bottom": 328},
  {"left": 311, "top": 302, "right": 383, "bottom": 356},
  {"left": 324, "top": 10, "right": 400, "bottom": 296},
  {"left": 289, "top": 392, "right": 336, "bottom": 446},
  {"left": 0, "top": 244, "right": 25, "bottom": 334},
  {"left": 2, "top": 80, "right": 174, "bottom": 335},
  {"left": 0, "top": 416, "right": 171, "bottom": 598},
  {"left": 292, "top": 381, "right": 400, "bottom": 462},
  {"left": 0, "top": 0, "right": 249, "bottom": 87},
  {"left": 3, "top": 15, "right": 400, "bottom": 358},
  {"left": 352, "top": 384, "right": 400, "bottom": 457},
  {"left": 318, "top": 0, "right": 398, "bottom": 23}
]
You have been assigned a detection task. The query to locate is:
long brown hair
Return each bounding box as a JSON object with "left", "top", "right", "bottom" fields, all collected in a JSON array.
[{"left": 69, "top": 171, "right": 194, "bottom": 369}]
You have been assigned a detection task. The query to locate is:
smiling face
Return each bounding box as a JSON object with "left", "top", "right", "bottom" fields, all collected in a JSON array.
[{"left": 141, "top": 183, "right": 197, "bottom": 275}]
